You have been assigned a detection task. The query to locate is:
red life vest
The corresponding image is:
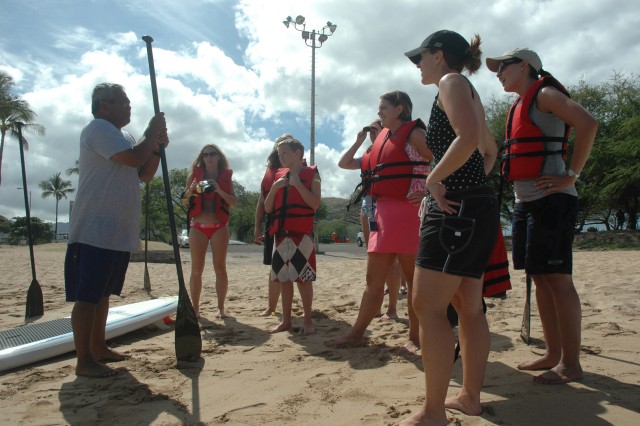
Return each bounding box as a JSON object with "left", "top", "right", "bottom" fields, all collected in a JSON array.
[
  {"left": 365, "top": 119, "right": 429, "bottom": 200},
  {"left": 188, "top": 167, "right": 233, "bottom": 224},
  {"left": 261, "top": 167, "right": 278, "bottom": 198},
  {"left": 269, "top": 166, "right": 318, "bottom": 237},
  {"left": 502, "top": 76, "right": 571, "bottom": 181},
  {"left": 482, "top": 228, "right": 512, "bottom": 297}
]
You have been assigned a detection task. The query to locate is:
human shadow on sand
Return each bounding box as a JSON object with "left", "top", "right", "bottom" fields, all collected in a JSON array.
[
  {"left": 459, "top": 357, "right": 640, "bottom": 425},
  {"left": 198, "top": 315, "right": 270, "bottom": 349},
  {"left": 59, "top": 368, "right": 198, "bottom": 425}
]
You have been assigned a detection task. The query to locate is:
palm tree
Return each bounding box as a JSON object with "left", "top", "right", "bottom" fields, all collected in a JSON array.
[
  {"left": 39, "top": 172, "right": 74, "bottom": 238},
  {"left": 66, "top": 158, "right": 80, "bottom": 176},
  {"left": 0, "top": 71, "right": 46, "bottom": 188}
]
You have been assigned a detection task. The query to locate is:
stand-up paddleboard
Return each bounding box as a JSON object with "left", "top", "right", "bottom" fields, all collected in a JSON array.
[{"left": 0, "top": 296, "right": 178, "bottom": 372}]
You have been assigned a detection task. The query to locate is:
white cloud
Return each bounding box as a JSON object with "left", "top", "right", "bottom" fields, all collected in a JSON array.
[{"left": 1, "top": 0, "right": 639, "bottom": 226}]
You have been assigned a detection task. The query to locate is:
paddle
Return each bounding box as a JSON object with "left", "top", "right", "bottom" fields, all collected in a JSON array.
[
  {"left": 17, "top": 122, "right": 44, "bottom": 319},
  {"left": 143, "top": 183, "right": 151, "bottom": 292},
  {"left": 520, "top": 272, "right": 532, "bottom": 344},
  {"left": 142, "top": 35, "right": 202, "bottom": 362}
]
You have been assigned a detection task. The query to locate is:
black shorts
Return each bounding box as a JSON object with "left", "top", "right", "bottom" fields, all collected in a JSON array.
[
  {"left": 416, "top": 186, "right": 499, "bottom": 279},
  {"left": 64, "top": 243, "right": 130, "bottom": 303},
  {"left": 512, "top": 193, "right": 577, "bottom": 275}
]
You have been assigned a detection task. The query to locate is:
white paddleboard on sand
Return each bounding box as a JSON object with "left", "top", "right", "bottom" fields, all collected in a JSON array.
[{"left": 0, "top": 296, "right": 178, "bottom": 372}]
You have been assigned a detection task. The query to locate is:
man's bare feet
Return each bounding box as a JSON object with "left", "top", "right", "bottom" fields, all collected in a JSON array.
[
  {"left": 259, "top": 308, "right": 277, "bottom": 317},
  {"left": 215, "top": 309, "right": 227, "bottom": 319},
  {"left": 326, "top": 334, "right": 365, "bottom": 348},
  {"left": 444, "top": 393, "right": 482, "bottom": 416},
  {"left": 534, "top": 364, "right": 583, "bottom": 384},
  {"left": 379, "top": 310, "right": 399, "bottom": 321},
  {"left": 93, "top": 347, "right": 128, "bottom": 363},
  {"left": 394, "top": 408, "right": 447, "bottom": 426},
  {"left": 269, "top": 322, "right": 291, "bottom": 334},
  {"left": 517, "top": 353, "right": 560, "bottom": 371},
  {"left": 76, "top": 360, "right": 117, "bottom": 378}
]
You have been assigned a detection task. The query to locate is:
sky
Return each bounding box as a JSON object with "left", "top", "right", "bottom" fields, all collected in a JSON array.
[{"left": 1, "top": 0, "right": 639, "bottom": 225}]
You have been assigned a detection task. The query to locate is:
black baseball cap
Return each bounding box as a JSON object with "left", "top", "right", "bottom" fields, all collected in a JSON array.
[{"left": 404, "top": 30, "right": 470, "bottom": 65}]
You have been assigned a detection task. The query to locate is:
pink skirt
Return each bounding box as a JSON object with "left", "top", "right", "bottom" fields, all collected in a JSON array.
[{"left": 368, "top": 198, "right": 421, "bottom": 254}]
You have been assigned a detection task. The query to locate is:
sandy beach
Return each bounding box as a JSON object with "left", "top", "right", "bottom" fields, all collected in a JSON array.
[{"left": 0, "top": 242, "right": 639, "bottom": 425}]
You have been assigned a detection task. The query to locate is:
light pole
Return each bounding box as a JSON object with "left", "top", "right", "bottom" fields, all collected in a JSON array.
[{"left": 283, "top": 15, "right": 337, "bottom": 166}]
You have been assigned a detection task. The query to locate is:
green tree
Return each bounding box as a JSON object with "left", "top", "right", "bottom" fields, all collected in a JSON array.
[
  {"left": 572, "top": 73, "right": 640, "bottom": 230},
  {"left": 228, "top": 181, "right": 259, "bottom": 242},
  {"left": 0, "top": 71, "right": 46, "bottom": 188},
  {"left": 38, "top": 172, "right": 74, "bottom": 237},
  {"left": 9, "top": 216, "right": 54, "bottom": 245},
  {"left": 0, "top": 214, "right": 11, "bottom": 234},
  {"left": 66, "top": 158, "right": 79, "bottom": 176},
  {"left": 142, "top": 168, "right": 189, "bottom": 243}
]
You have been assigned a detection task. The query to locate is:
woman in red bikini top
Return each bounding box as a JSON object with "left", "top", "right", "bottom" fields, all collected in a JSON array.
[{"left": 181, "top": 144, "right": 237, "bottom": 319}]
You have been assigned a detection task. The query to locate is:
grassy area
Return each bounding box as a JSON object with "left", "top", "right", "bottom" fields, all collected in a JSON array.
[{"left": 573, "top": 230, "right": 640, "bottom": 251}]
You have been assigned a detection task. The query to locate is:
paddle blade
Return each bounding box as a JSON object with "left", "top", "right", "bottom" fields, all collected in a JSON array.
[
  {"left": 25, "top": 279, "right": 44, "bottom": 319},
  {"left": 520, "top": 273, "right": 532, "bottom": 345},
  {"left": 175, "top": 284, "right": 201, "bottom": 362},
  {"left": 144, "top": 266, "right": 151, "bottom": 292}
]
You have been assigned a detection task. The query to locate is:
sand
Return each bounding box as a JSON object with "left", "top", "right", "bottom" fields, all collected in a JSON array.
[{"left": 0, "top": 242, "right": 639, "bottom": 425}]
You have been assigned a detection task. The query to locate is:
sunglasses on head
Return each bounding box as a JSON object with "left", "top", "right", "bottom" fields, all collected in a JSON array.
[
  {"left": 497, "top": 58, "right": 523, "bottom": 73},
  {"left": 202, "top": 151, "right": 219, "bottom": 158}
]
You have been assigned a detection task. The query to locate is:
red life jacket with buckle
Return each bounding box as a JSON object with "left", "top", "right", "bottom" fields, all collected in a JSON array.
[
  {"left": 188, "top": 167, "right": 233, "bottom": 224},
  {"left": 269, "top": 165, "right": 318, "bottom": 237},
  {"left": 364, "top": 119, "right": 429, "bottom": 200},
  {"left": 502, "top": 76, "right": 571, "bottom": 181}
]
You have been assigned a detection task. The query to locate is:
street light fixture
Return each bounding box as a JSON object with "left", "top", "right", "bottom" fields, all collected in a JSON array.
[{"left": 283, "top": 15, "right": 337, "bottom": 166}]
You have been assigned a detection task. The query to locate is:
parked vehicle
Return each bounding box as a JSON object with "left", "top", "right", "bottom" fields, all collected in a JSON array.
[
  {"left": 178, "top": 228, "right": 189, "bottom": 248},
  {"left": 357, "top": 231, "right": 365, "bottom": 247}
]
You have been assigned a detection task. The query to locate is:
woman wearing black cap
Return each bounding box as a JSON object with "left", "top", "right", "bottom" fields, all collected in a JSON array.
[
  {"left": 486, "top": 48, "right": 597, "bottom": 385},
  {"left": 398, "top": 30, "right": 499, "bottom": 425}
]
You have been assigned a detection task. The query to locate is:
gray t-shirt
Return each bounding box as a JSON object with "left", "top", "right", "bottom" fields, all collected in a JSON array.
[
  {"left": 68, "top": 119, "right": 142, "bottom": 252},
  {"left": 514, "top": 100, "right": 578, "bottom": 203}
]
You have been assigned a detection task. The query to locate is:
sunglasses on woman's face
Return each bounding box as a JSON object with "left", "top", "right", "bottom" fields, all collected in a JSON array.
[
  {"left": 202, "top": 152, "right": 219, "bottom": 158},
  {"left": 497, "top": 59, "right": 522, "bottom": 74}
]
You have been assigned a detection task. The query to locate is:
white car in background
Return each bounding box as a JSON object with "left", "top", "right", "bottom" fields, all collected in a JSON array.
[
  {"left": 357, "top": 231, "right": 365, "bottom": 247},
  {"left": 178, "top": 229, "right": 189, "bottom": 248}
]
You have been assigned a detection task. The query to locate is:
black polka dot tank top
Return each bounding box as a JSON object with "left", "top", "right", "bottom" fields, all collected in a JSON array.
[{"left": 426, "top": 95, "right": 488, "bottom": 191}]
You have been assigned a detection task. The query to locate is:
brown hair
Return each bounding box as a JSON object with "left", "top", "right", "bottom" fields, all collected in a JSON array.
[
  {"left": 432, "top": 34, "right": 482, "bottom": 75},
  {"left": 191, "top": 144, "right": 230, "bottom": 171},
  {"left": 380, "top": 90, "right": 413, "bottom": 122}
]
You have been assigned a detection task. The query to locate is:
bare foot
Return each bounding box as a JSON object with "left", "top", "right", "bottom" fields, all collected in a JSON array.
[
  {"left": 534, "top": 364, "right": 583, "bottom": 385},
  {"left": 326, "top": 334, "right": 366, "bottom": 348},
  {"left": 259, "top": 308, "right": 277, "bottom": 317},
  {"left": 394, "top": 408, "right": 447, "bottom": 426},
  {"left": 403, "top": 340, "right": 420, "bottom": 354},
  {"left": 215, "top": 309, "right": 227, "bottom": 319},
  {"left": 379, "top": 311, "right": 399, "bottom": 321},
  {"left": 269, "top": 321, "right": 292, "bottom": 334},
  {"left": 445, "top": 393, "right": 482, "bottom": 416},
  {"left": 76, "top": 360, "right": 117, "bottom": 378},
  {"left": 302, "top": 325, "right": 316, "bottom": 336},
  {"left": 93, "top": 347, "right": 129, "bottom": 363},
  {"left": 517, "top": 353, "right": 560, "bottom": 371}
]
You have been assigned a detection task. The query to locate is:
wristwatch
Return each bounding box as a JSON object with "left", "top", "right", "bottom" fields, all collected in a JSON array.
[{"left": 567, "top": 169, "right": 580, "bottom": 179}]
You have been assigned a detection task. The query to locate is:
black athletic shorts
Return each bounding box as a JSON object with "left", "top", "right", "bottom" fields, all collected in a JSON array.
[
  {"left": 512, "top": 193, "right": 577, "bottom": 275},
  {"left": 416, "top": 186, "right": 499, "bottom": 279}
]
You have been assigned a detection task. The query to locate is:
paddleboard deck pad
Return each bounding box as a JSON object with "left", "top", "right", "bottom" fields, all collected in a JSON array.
[{"left": 0, "top": 296, "right": 178, "bottom": 372}]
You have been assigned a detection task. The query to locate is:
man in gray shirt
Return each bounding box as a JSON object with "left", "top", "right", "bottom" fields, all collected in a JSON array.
[{"left": 65, "top": 82, "right": 168, "bottom": 377}]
